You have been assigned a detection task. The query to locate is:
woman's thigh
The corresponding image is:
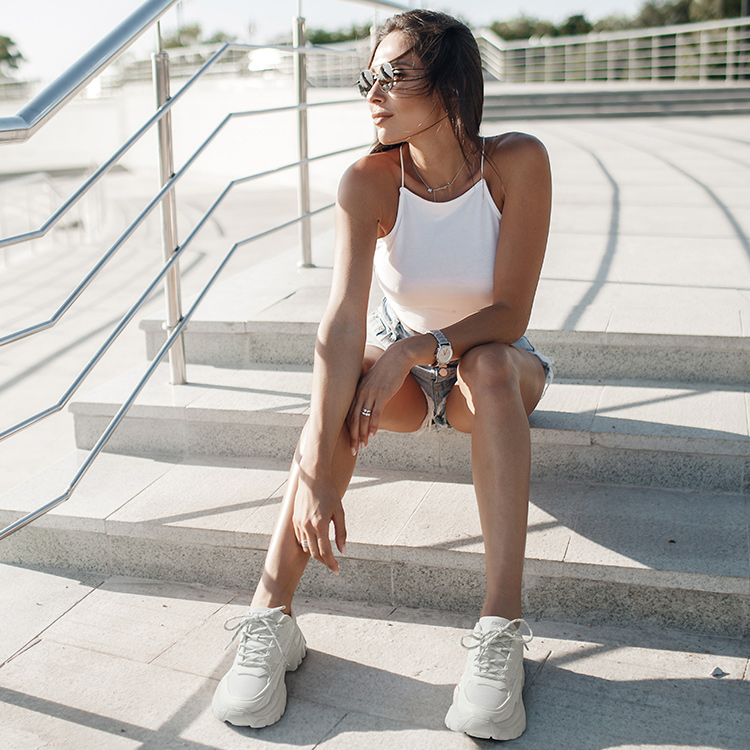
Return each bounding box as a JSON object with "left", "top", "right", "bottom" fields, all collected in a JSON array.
[
  {"left": 363, "top": 345, "right": 428, "bottom": 433},
  {"left": 444, "top": 343, "right": 546, "bottom": 434}
]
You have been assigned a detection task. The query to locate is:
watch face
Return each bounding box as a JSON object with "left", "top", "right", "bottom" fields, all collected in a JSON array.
[{"left": 436, "top": 344, "right": 453, "bottom": 365}]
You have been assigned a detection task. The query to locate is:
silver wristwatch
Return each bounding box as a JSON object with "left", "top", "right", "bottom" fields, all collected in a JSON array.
[{"left": 429, "top": 329, "right": 453, "bottom": 365}]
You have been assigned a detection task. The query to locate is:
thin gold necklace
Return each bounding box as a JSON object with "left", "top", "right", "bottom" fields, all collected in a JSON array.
[{"left": 412, "top": 154, "right": 468, "bottom": 201}]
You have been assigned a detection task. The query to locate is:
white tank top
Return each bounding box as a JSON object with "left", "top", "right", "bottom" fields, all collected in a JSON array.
[{"left": 373, "top": 140, "right": 502, "bottom": 333}]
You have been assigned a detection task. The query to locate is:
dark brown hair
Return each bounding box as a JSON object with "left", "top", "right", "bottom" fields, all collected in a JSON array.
[{"left": 368, "top": 10, "right": 483, "bottom": 159}]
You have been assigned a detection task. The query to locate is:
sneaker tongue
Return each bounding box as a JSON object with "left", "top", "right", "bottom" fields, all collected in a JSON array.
[
  {"left": 248, "top": 605, "right": 285, "bottom": 622},
  {"left": 249, "top": 605, "right": 279, "bottom": 614},
  {"left": 478, "top": 616, "right": 512, "bottom": 631}
]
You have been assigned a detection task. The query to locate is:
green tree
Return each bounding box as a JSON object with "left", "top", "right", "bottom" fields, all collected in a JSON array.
[
  {"left": 490, "top": 17, "right": 558, "bottom": 40},
  {"left": 307, "top": 25, "right": 371, "bottom": 45},
  {"left": 161, "top": 24, "right": 237, "bottom": 48},
  {"left": 205, "top": 31, "right": 237, "bottom": 45},
  {"left": 593, "top": 15, "right": 636, "bottom": 31},
  {"left": 633, "top": 1, "right": 691, "bottom": 27},
  {"left": 0, "top": 34, "right": 24, "bottom": 77},
  {"left": 689, "top": 0, "right": 742, "bottom": 19},
  {"left": 559, "top": 14, "right": 593, "bottom": 35},
  {"left": 163, "top": 24, "right": 202, "bottom": 48},
  {"left": 486, "top": 0, "right": 744, "bottom": 44}
]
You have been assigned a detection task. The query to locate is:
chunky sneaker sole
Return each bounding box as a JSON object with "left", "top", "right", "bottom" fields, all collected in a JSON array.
[
  {"left": 212, "top": 607, "right": 307, "bottom": 728},
  {"left": 445, "top": 616, "right": 532, "bottom": 741},
  {"left": 212, "top": 634, "right": 306, "bottom": 727},
  {"left": 445, "top": 664, "right": 526, "bottom": 740}
]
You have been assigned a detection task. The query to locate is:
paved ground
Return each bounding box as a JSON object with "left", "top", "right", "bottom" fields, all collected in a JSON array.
[
  {"left": 1, "top": 113, "right": 749, "bottom": 748},
  {"left": 1, "top": 564, "right": 748, "bottom": 750}
]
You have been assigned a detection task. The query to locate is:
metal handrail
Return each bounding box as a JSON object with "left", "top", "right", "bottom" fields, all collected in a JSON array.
[
  {"left": 0, "top": 0, "right": 181, "bottom": 143},
  {"left": 0, "top": 94, "right": 360, "bottom": 348},
  {"left": 0, "top": 0, "right": 412, "bottom": 541},
  {"left": 0, "top": 142, "right": 366, "bottom": 443},
  {"left": 0, "top": 203, "right": 335, "bottom": 542},
  {"left": 0, "top": 42, "right": 358, "bottom": 255}
]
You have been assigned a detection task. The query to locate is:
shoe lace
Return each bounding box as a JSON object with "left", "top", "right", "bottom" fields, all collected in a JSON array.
[
  {"left": 460, "top": 618, "right": 533, "bottom": 681},
  {"left": 223, "top": 606, "right": 292, "bottom": 672}
]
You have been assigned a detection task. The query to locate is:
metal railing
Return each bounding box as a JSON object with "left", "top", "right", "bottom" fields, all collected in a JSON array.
[
  {"left": 0, "top": 0, "right": 182, "bottom": 143},
  {"left": 477, "top": 17, "right": 750, "bottom": 84},
  {"left": 103, "top": 38, "right": 371, "bottom": 88},
  {"left": 0, "top": 0, "right": 408, "bottom": 541},
  {"left": 0, "top": 173, "right": 94, "bottom": 265}
]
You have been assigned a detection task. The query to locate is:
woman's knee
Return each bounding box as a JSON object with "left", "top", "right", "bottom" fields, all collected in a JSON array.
[{"left": 458, "top": 343, "right": 521, "bottom": 393}]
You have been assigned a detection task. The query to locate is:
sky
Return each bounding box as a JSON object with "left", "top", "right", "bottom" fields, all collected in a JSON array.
[{"left": 2, "top": 0, "right": 643, "bottom": 84}]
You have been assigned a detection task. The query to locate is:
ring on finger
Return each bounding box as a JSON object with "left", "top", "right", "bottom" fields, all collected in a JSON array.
[
  {"left": 361, "top": 408, "right": 372, "bottom": 417},
  {"left": 301, "top": 539, "right": 309, "bottom": 550}
]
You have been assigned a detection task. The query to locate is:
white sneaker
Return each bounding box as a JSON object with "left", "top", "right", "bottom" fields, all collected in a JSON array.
[
  {"left": 445, "top": 616, "right": 533, "bottom": 741},
  {"left": 212, "top": 605, "right": 307, "bottom": 727}
]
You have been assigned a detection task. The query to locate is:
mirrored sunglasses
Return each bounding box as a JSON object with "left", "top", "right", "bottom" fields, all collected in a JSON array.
[{"left": 357, "top": 62, "right": 397, "bottom": 97}]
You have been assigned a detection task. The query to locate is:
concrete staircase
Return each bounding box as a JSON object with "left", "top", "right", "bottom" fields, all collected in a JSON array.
[
  {"left": 483, "top": 83, "right": 750, "bottom": 119},
  {"left": 1, "top": 241, "right": 747, "bottom": 640},
  {"left": 2, "top": 116, "right": 749, "bottom": 647}
]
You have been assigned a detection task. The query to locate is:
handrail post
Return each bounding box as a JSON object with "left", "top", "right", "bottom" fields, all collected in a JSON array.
[
  {"left": 153, "top": 25, "right": 187, "bottom": 384},
  {"left": 294, "top": 14, "right": 314, "bottom": 268}
]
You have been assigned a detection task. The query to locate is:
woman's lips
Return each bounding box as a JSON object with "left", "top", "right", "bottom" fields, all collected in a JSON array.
[{"left": 371, "top": 112, "right": 391, "bottom": 125}]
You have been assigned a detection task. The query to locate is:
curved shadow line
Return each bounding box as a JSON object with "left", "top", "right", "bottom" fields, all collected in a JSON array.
[
  {"left": 0, "top": 252, "right": 204, "bottom": 395},
  {"left": 650, "top": 122, "right": 750, "bottom": 148},
  {"left": 648, "top": 152, "right": 750, "bottom": 265},
  {"left": 637, "top": 123, "right": 750, "bottom": 169},
  {"left": 577, "top": 124, "right": 750, "bottom": 265},
  {"left": 559, "top": 144, "right": 620, "bottom": 331}
]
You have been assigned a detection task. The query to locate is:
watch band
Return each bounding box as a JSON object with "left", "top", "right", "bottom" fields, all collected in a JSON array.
[
  {"left": 429, "top": 330, "right": 450, "bottom": 349},
  {"left": 429, "top": 329, "right": 453, "bottom": 366}
]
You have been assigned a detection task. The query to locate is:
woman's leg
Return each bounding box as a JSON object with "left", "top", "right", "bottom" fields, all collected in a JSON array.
[
  {"left": 445, "top": 343, "right": 545, "bottom": 621},
  {"left": 251, "top": 346, "right": 429, "bottom": 614},
  {"left": 250, "top": 420, "right": 355, "bottom": 613}
]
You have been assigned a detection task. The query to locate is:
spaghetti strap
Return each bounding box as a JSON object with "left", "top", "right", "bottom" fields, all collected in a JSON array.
[
  {"left": 480, "top": 137, "right": 485, "bottom": 177},
  {"left": 400, "top": 145, "right": 405, "bottom": 188}
]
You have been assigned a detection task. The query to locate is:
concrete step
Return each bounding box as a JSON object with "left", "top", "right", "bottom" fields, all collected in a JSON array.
[
  {"left": 1, "top": 451, "right": 748, "bottom": 638},
  {"left": 68, "top": 362, "right": 749, "bottom": 494},
  {"left": 482, "top": 84, "right": 750, "bottom": 119},
  {"left": 141, "top": 319, "right": 750, "bottom": 386},
  {"left": 137, "top": 235, "right": 750, "bottom": 386},
  {"left": 3, "top": 568, "right": 748, "bottom": 750},
  {"left": 487, "top": 86, "right": 750, "bottom": 106}
]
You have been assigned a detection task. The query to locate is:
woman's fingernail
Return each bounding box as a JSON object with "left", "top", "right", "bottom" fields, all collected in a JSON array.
[
  {"left": 359, "top": 441, "right": 365, "bottom": 452},
  {"left": 341, "top": 543, "right": 348, "bottom": 555},
  {"left": 369, "top": 429, "right": 376, "bottom": 438},
  {"left": 351, "top": 445, "right": 357, "bottom": 456},
  {"left": 333, "top": 569, "right": 340, "bottom": 576}
]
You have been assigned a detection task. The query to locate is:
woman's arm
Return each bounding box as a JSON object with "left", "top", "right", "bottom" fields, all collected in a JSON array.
[{"left": 292, "top": 156, "right": 388, "bottom": 572}]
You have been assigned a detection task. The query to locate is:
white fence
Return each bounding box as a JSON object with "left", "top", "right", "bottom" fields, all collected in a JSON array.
[{"left": 476, "top": 17, "right": 750, "bottom": 84}]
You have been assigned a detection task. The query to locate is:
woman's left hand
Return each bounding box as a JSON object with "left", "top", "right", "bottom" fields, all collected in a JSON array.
[{"left": 346, "top": 347, "right": 410, "bottom": 454}]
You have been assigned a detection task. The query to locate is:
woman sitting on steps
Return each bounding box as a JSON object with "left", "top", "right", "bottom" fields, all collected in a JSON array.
[{"left": 211, "top": 9, "right": 552, "bottom": 741}]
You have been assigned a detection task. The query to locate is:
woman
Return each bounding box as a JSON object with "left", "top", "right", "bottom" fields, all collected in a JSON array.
[{"left": 212, "top": 10, "right": 551, "bottom": 741}]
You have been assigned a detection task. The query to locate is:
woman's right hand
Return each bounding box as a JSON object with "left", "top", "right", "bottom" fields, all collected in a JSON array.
[
  {"left": 346, "top": 347, "right": 409, "bottom": 454},
  {"left": 347, "top": 334, "right": 434, "bottom": 453},
  {"left": 292, "top": 466, "right": 347, "bottom": 575}
]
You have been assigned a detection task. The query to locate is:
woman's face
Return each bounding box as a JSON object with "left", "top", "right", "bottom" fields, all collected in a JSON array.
[{"left": 365, "top": 31, "right": 442, "bottom": 145}]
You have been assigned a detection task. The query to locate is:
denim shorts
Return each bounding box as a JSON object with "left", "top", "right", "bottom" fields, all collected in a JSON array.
[{"left": 366, "top": 297, "right": 553, "bottom": 431}]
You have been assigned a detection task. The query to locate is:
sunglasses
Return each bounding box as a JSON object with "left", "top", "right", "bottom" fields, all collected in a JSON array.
[
  {"left": 357, "top": 62, "right": 398, "bottom": 97},
  {"left": 357, "top": 62, "right": 426, "bottom": 97}
]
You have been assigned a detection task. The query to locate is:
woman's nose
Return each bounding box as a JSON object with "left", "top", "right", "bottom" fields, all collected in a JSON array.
[{"left": 367, "top": 81, "right": 384, "bottom": 103}]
